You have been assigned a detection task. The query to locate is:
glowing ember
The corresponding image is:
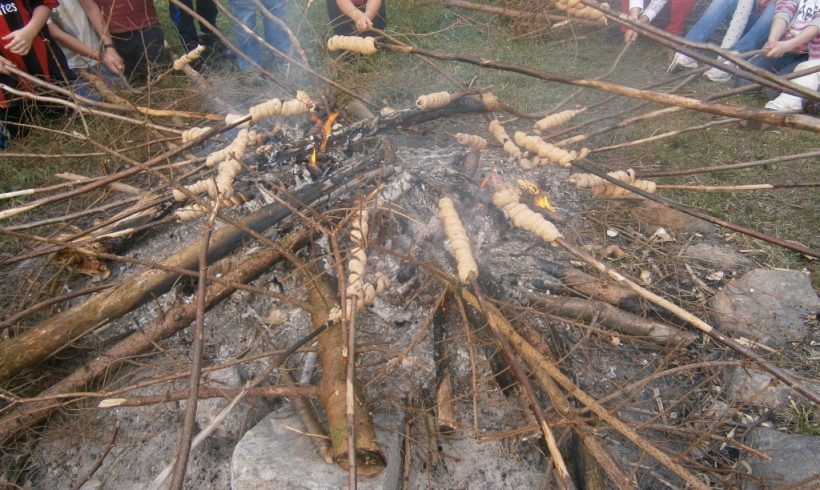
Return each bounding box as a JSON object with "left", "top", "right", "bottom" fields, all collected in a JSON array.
[
  {"left": 517, "top": 178, "right": 539, "bottom": 195},
  {"left": 320, "top": 111, "right": 340, "bottom": 153},
  {"left": 533, "top": 193, "right": 556, "bottom": 212},
  {"left": 310, "top": 148, "right": 318, "bottom": 167}
]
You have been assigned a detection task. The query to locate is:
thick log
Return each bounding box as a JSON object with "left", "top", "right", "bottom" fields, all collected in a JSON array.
[
  {"left": 305, "top": 267, "right": 385, "bottom": 476},
  {"left": 526, "top": 293, "right": 696, "bottom": 347},
  {"left": 0, "top": 159, "right": 384, "bottom": 380},
  {"left": 0, "top": 230, "right": 306, "bottom": 445}
]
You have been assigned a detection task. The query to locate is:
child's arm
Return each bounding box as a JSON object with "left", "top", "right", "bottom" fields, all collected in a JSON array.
[
  {"left": 765, "top": 23, "right": 820, "bottom": 57},
  {"left": 47, "top": 21, "right": 97, "bottom": 61},
  {"left": 77, "top": 0, "right": 124, "bottom": 73},
  {"left": 363, "top": 0, "right": 382, "bottom": 22},
  {"left": 1, "top": 5, "right": 52, "bottom": 56}
]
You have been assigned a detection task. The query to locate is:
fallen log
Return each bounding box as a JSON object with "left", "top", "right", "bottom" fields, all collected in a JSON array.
[
  {"left": 525, "top": 293, "right": 696, "bottom": 347},
  {"left": 0, "top": 229, "right": 307, "bottom": 445},
  {"left": 305, "top": 265, "right": 386, "bottom": 476},
  {"left": 0, "top": 158, "right": 386, "bottom": 380}
]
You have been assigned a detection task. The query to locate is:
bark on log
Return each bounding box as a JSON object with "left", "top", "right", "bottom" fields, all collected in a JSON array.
[
  {"left": 0, "top": 230, "right": 306, "bottom": 445},
  {"left": 0, "top": 158, "right": 385, "bottom": 380},
  {"left": 305, "top": 267, "right": 386, "bottom": 476}
]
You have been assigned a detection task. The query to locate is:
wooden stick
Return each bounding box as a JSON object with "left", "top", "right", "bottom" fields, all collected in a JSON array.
[
  {"left": 97, "top": 385, "right": 319, "bottom": 407},
  {"left": 442, "top": 0, "right": 599, "bottom": 25},
  {"left": 592, "top": 118, "right": 737, "bottom": 153},
  {"left": 638, "top": 150, "right": 820, "bottom": 178},
  {"left": 656, "top": 183, "right": 820, "bottom": 191},
  {"left": 433, "top": 293, "right": 458, "bottom": 434},
  {"left": 54, "top": 172, "right": 143, "bottom": 195},
  {"left": 170, "top": 208, "right": 217, "bottom": 490},
  {"left": 375, "top": 43, "right": 820, "bottom": 132}
]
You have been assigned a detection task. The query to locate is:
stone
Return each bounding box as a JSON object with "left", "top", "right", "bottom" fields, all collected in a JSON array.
[
  {"left": 742, "top": 428, "right": 820, "bottom": 489},
  {"left": 231, "top": 404, "right": 401, "bottom": 490},
  {"left": 632, "top": 202, "right": 716, "bottom": 234},
  {"left": 710, "top": 269, "right": 819, "bottom": 348},
  {"left": 680, "top": 242, "right": 753, "bottom": 270},
  {"left": 726, "top": 367, "right": 820, "bottom": 410}
]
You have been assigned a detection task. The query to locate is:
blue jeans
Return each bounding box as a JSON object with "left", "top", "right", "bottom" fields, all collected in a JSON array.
[
  {"left": 229, "top": 0, "right": 290, "bottom": 71},
  {"left": 684, "top": 0, "right": 773, "bottom": 53},
  {"left": 735, "top": 52, "right": 808, "bottom": 87}
]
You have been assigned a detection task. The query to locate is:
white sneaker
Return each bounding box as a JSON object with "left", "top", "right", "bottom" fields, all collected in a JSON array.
[
  {"left": 764, "top": 98, "right": 802, "bottom": 112},
  {"left": 704, "top": 60, "right": 736, "bottom": 83},
  {"left": 667, "top": 53, "right": 698, "bottom": 72}
]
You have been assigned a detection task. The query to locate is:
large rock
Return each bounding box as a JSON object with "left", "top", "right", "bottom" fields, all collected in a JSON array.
[
  {"left": 231, "top": 405, "right": 401, "bottom": 490},
  {"left": 710, "top": 269, "right": 819, "bottom": 348},
  {"left": 680, "top": 242, "right": 753, "bottom": 270},
  {"left": 726, "top": 367, "right": 820, "bottom": 410},
  {"left": 742, "top": 428, "right": 820, "bottom": 489},
  {"left": 632, "top": 202, "right": 716, "bottom": 234}
]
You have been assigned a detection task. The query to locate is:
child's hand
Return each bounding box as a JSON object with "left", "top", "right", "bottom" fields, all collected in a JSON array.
[
  {"left": 763, "top": 40, "right": 791, "bottom": 58},
  {"left": 352, "top": 10, "right": 373, "bottom": 32},
  {"left": 102, "top": 46, "right": 124, "bottom": 74},
  {"left": 2, "top": 28, "right": 37, "bottom": 56},
  {"left": 0, "top": 55, "right": 14, "bottom": 75}
]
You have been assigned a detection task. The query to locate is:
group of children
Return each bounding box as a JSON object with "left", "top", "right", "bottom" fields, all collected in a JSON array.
[
  {"left": 0, "top": 0, "right": 386, "bottom": 147},
  {"left": 627, "top": 0, "right": 819, "bottom": 111}
]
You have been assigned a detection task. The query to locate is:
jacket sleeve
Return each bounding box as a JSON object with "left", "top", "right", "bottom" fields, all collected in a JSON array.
[{"left": 642, "top": 0, "right": 670, "bottom": 22}]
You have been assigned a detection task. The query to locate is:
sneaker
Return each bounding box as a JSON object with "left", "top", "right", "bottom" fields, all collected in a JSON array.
[
  {"left": 704, "top": 60, "right": 736, "bottom": 83},
  {"left": 764, "top": 99, "right": 802, "bottom": 112},
  {"left": 667, "top": 52, "right": 698, "bottom": 72}
]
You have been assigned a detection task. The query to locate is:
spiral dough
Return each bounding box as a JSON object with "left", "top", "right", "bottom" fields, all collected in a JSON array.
[
  {"left": 327, "top": 35, "right": 378, "bottom": 55},
  {"left": 492, "top": 188, "right": 563, "bottom": 244},
  {"left": 438, "top": 197, "right": 479, "bottom": 283}
]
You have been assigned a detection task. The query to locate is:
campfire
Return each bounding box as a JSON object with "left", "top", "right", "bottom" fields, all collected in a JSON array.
[{"left": 0, "top": 8, "right": 818, "bottom": 490}]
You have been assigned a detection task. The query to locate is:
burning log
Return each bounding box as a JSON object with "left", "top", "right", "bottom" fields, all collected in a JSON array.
[{"left": 432, "top": 294, "right": 457, "bottom": 434}]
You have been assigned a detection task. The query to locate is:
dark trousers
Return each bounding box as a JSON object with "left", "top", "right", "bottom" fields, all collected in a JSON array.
[
  {"left": 326, "top": 1, "right": 387, "bottom": 37},
  {"left": 112, "top": 25, "right": 165, "bottom": 83},
  {"left": 169, "top": 0, "right": 219, "bottom": 52},
  {"left": 735, "top": 52, "right": 808, "bottom": 89}
]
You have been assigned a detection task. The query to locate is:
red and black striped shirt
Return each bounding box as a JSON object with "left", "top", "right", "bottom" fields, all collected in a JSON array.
[{"left": 1, "top": 0, "right": 72, "bottom": 108}]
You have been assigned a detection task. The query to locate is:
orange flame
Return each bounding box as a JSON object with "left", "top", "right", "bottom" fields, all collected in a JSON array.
[
  {"left": 320, "top": 111, "right": 340, "bottom": 153},
  {"left": 533, "top": 193, "right": 556, "bottom": 212},
  {"left": 310, "top": 148, "right": 318, "bottom": 167},
  {"left": 517, "top": 178, "right": 540, "bottom": 195}
]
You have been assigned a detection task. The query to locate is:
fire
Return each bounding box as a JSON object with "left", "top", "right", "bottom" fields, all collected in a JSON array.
[
  {"left": 310, "top": 148, "right": 318, "bottom": 167},
  {"left": 320, "top": 111, "right": 339, "bottom": 153},
  {"left": 517, "top": 178, "right": 539, "bottom": 195},
  {"left": 533, "top": 193, "right": 556, "bottom": 212}
]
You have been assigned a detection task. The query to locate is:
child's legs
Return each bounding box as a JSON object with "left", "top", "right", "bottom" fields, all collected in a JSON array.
[
  {"left": 735, "top": 52, "right": 807, "bottom": 87},
  {"left": 196, "top": 0, "right": 219, "bottom": 30},
  {"left": 731, "top": 1, "right": 775, "bottom": 54},
  {"left": 769, "top": 59, "right": 820, "bottom": 110},
  {"left": 683, "top": 0, "right": 739, "bottom": 41},
  {"left": 170, "top": 0, "right": 200, "bottom": 52},
  {"left": 230, "top": 0, "right": 259, "bottom": 69},
  {"left": 665, "top": 0, "right": 697, "bottom": 36},
  {"left": 260, "top": 0, "right": 291, "bottom": 56}
]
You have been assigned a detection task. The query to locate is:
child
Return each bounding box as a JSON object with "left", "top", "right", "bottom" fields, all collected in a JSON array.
[
  {"left": 229, "top": 0, "right": 290, "bottom": 71},
  {"left": 622, "top": 0, "right": 696, "bottom": 42},
  {"left": 47, "top": 0, "right": 124, "bottom": 76},
  {"left": 737, "top": 0, "right": 818, "bottom": 88},
  {"left": 327, "top": 0, "right": 386, "bottom": 37},
  {"left": 667, "top": 0, "right": 775, "bottom": 82},
  {"left": 92, "top": 0, "right": 164, "bottom": 82},
  {"left": 763, "top": 0, "right": 820, "bottom": 110},
  {"left": 1, "top": 0, "right": 73, "bottom": 144}
]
